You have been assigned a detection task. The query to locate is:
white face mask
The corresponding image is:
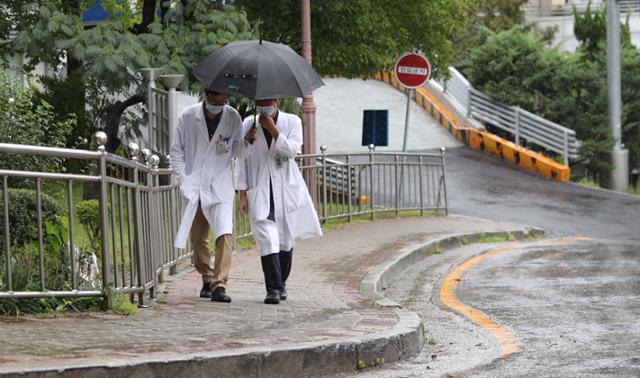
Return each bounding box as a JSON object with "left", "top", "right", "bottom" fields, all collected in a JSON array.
[
  {"left": 206, "top": 104, "right": 224, "bottom": 115},
  {"left": 256, "top": 105, "right": 276, "bottom": 116}
]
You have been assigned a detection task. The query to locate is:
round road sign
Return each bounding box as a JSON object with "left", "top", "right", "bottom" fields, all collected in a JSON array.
[{"left": 394, "top": 53, "right": 431, "bottom": 88}]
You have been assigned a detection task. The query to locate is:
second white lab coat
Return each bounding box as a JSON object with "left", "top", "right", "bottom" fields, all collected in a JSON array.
[
  {"left": 170, "top": 103, "right": 246, "bottom": 248},
  {"left": 235, "top": 111, "right": 322, "bottom": 256}
]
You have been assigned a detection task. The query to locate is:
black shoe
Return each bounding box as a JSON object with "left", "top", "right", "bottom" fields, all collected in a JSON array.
[
  {"left": 199, "top": 282, "right": 214, "bottom": 298},
  {"left": 280, "top": 286, "right": 287, "bottom": 301},
  {"left": 264, "top": 290, "right": 280, "bottom": 304},
  {"left": 211, "top": 287, "right": 232, "bottom": 303}
]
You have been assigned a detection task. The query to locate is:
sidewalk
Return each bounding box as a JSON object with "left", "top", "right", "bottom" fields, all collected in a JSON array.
[{"left": 0, "top": 215, "right": 533, "bottom": 377}]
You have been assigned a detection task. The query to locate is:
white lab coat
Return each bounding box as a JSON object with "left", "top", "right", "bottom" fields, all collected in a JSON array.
[
  {"left": 170, "top": 103, "right": 247, "bottom": 248},
  {"left": 235, "top": 111, "right": 322, "bottom": 256}
]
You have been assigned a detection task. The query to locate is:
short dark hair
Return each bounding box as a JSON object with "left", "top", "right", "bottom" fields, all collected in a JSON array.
[{"left": 204, "top": 89, "right": 224, "bottom": 96}]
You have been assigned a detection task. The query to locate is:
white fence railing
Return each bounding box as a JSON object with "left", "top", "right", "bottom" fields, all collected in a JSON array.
[{"left": 442, "top": 67, "right": 580, "bottom": 164}]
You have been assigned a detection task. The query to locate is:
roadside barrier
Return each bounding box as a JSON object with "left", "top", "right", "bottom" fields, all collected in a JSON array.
[{"left": 375, "top": 71, "right": 571, "bottom": 182}]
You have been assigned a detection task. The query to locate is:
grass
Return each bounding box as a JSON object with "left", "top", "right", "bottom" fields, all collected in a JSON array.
[
  {"left": 576, "top": 177, "right": 601, "bottom": 189},
  {"left": 477, "top": 233, "right": 512, "bottom": 243}
]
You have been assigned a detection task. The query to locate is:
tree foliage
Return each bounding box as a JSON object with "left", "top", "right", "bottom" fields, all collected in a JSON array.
[
  {"left": 0, "top": 70, "right": 75, "bottom": 175},
  {"left": 467, "top": 4, "right": 640, "bottom": 182},
  {"left": 1, "top": 0, "right": 253, "bottom": 154},
  {"left": 235, "top": 0, "right": 475, "bottom": 78}
]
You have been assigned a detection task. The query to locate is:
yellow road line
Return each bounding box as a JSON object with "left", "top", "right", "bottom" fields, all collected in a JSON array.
[{"left": 439, "top": 236, "right": 590, "bottom": 357}]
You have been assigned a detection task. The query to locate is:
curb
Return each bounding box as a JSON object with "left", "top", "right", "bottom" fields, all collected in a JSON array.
[
  {"left": 360, "top": 228, "right": 545, "bottom": 310},
  {"left": 2, "top": 228, "right": 543, "bottom": 378}
]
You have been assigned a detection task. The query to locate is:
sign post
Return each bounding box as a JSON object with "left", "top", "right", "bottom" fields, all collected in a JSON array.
[
  {"left": 395, "top": 53, "right": 431, "bottom": 152},
  {"left": 394, "top": 53, "right": 431, "bottom": 208}
]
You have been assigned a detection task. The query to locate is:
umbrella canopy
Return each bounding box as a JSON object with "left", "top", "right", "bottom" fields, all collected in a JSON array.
[{"left": 193, "top": 40, "right": 324, "bottom": 100}]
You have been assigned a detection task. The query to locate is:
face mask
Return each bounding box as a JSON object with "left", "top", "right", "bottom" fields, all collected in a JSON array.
[
  {"left": 256, "top": 106, "right": 276, "bottom": 116},
  {"left": 206, "top": 104, "right": 224, "bottom": 114}
]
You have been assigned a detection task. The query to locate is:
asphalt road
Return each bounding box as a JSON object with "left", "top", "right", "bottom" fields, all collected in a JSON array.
[
  {"left": 332, "top": 146, "right": 640, "bottom": 377},
  {"left": 338, "top": 239, "right": 640, "bottom": 377},
  {"left": 444, "top": 146, "right": 640, "bottom": 240}
]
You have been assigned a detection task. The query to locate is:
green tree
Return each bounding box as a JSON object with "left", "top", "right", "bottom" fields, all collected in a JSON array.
[
  {"left": 0, "top": 70, "right": 75, "bottom": 176},
  {"left": 465, "top": 12, "right": 640, "bottom": 181},
  {"left": 235, "top": 0, "right": 476, "bottom": 78},
  {"left": 2, "top": 0, "right": 253, "bottom": 154}
]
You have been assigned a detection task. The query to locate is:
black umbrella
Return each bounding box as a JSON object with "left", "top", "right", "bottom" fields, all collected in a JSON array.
[{"left": 193, "top": 40, "right": 324, "bottom": 100}]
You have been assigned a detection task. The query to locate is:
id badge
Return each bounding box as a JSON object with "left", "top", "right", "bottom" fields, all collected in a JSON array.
[
  {"left": 216, "top": 139, "right": 225, "bottom": 154},
  {"left": 275, "top": 155, "right": 288, "bottom": 169}
]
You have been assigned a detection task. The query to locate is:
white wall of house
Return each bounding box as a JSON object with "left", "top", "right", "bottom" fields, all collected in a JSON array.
[{"left": 526, "top": 0, "right": 640, "bottom": 51}]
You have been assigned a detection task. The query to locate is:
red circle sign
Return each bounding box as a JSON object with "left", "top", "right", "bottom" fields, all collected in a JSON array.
[{"left": 394, "top": 53, "right": 431, "bottom": 88}]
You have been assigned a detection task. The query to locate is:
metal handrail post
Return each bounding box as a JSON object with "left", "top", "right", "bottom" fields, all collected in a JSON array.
[
  {"left": 320, "top": 145, "right": 328, "bottom": 222},
  {"left": 346, "top": 155, "right": 353, "bottom": 223},
  {"left": 128, "top": 143, "right": 145, "bottom": 305},
  {"left": 563, "top": 132, "right": 569, "bottom": 166},
  {"left": 368, "top": 144, "right": 375, "bottom": 220},
  {"left": 441, "top": 147, "right": 449, "bottom": 215},
  {"left": 96, "top": 132, "right": 113, "bottom": 308},
  {"left": 395, "top": 155, "right": 400, "bottom": 217},
  {"left": 419, "top": 155, "right": 424, "bottom": 216},
  {"left": 148, "top": 154, "right": 160, "bottom": 297},
  {"left": 3, "top": 176, "right": 12, "bottom": 291},
  {"left": 515, "top": 107, "right": 521, "bottom": 146}
]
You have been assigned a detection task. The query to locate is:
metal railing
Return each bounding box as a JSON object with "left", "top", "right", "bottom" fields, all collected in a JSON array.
[
  {"left": 1, "top": 137, "right": 447, "bottom": 304},
  {"left": 0, "top": 133, "right": 185, "bottom": 305},
  {"left": 442, "top": 67, "right": 580, "bottom": 164},
  {"left": 234, "top": 146, "right": 448, "bottom": 240},
  {"left": 150, "top": 87, "right": 170, "bottom": 154},
  {"left": 525, "top": 0, "right": 640, "bottom": 17}
]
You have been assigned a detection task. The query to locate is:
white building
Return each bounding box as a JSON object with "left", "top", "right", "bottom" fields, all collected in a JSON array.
[{"left": 525, "top": 0, "right": 640, "bottom": 51}]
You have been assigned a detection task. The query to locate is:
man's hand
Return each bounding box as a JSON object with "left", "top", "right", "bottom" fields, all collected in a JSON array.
[
  {"left": 259, "top": 113, "right": 280, "bottom": 140},
  {"left": 239, "top": 190, "right": 249, "bottom": 213},
  {"left": 245, "top": 124, "right": 258, "bottom": 144}
]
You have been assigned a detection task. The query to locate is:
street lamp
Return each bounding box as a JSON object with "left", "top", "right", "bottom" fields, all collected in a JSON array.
[{"left": 606, "top": 0, "right": 628, "bottom": 191}]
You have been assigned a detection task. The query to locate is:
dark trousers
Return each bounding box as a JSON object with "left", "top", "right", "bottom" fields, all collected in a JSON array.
[{"left": 260, "top": 248, "right": 293, "bottom": 293}]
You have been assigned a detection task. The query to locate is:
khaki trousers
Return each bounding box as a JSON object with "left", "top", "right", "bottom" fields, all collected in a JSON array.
[{"left": 190, "top": 203, "right": 232, "bottom": 289}]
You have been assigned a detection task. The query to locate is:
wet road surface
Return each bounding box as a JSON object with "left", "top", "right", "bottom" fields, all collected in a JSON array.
[
  {"left": 443, "top": 147, "right": 640, "bottom": 240},
  {"left": 332, "top": 146, "right": 640, "bottom": 377},
  {"left": 335, "top": 239, "right": 640, "bottom": 377}
]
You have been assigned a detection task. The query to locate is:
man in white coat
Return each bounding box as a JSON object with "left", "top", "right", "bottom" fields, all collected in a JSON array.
[
  {"left": 236, "top": 99, "right": 322, "bottom": 305},
  {"left": 170, "top": 89, "right": 253, "bottom": 302}
]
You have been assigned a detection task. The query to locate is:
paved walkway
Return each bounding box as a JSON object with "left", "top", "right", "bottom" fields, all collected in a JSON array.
[
  {"left": 0, "top": 215, "right": 528, "bottom": 377},
  {"left": 314, "top": 78, "right": 462, "bottom": 153}
]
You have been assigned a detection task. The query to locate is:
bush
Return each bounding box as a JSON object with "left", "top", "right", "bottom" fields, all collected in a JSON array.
[
  {"left": 76, "top": 199, "right": 101, "bottom": 252},
  {"left": 0, "top": 188, "right": 63, "bottom": 247},
  {"left": 0, "top": 70, "right": 75, "bottom": 185}
]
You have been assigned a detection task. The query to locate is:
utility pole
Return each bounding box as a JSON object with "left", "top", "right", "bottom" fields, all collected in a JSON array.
[
  {"left": 301, "top": 0, "right": 317, "bottom": 202},
  {"left": 606, "top": 0, "right": 628, "bottom": 191},
  {"left": 301, "top": 0, "right": 316, "bottom": 155}
]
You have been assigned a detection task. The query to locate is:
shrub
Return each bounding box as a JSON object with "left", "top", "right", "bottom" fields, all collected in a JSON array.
[
  {"left": 0, "top": 70, "right": 75, "bottom": 186},
  {"left": 76, "top": 199, "right": 101, "bottom": 252},
  {"left": 0, "top": 188, "right": 63, "bottom": 247}
]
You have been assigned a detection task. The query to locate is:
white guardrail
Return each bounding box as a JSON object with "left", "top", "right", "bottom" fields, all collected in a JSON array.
[{"left": 442, "top": 67, "right": 580, "bottom": 164}]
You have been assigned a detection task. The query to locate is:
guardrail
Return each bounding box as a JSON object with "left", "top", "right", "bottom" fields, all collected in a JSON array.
[
  {"left": 525, "top": 0, "right": 640, "bottom": 17},
  {"left": 316, "top": 147, "right": 447, "bottom": 217},
  {"left": 442, "top": 67, "right": 580, "bottom": 164},
  {"left": 234, "top": 146, "right": 448, "bottom": 240},
  {"left": 0, "top": 133, "right": 185, "bottom": 306},
  {"left": 2, "top": 137, "right": 447, "bottom": 306}
]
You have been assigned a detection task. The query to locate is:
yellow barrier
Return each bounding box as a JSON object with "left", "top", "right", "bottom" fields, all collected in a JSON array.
[{"left": 375, "top": 71, "right": 570, "bottom": 182}]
